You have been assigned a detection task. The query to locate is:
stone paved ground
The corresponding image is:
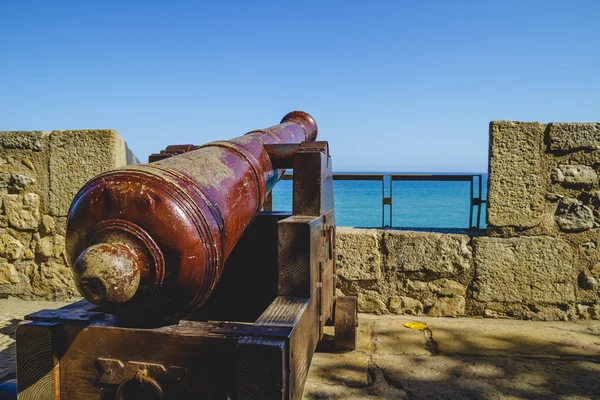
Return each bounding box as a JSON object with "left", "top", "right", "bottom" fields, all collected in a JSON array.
[
  {"left": 2, "top": 299, "right": 600, "bottom": 399},
  {"left": 305, "top": 315, "right": 600, "bottom": 399}
]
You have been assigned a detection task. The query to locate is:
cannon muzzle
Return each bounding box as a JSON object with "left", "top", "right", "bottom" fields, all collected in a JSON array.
[{"left": 66, "top": 111, "right": 317, "bottom": 320}]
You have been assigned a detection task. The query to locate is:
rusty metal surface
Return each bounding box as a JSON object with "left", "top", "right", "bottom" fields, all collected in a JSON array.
[
  {"left": 148, "top": 144, "right": 198, "bottom": 163},
  {"left": 66, "top": 111, "right": 318, "bottom": 321}
]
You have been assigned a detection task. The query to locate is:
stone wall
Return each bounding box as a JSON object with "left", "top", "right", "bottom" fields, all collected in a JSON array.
[
  {"left": 337, "top": 227, "right": 599, "bottom": 320},
  {"left": 336, "top": 229, "right": 473, "bottom": 317},
  {"left": 482, "top": 122, "right": 600, "bottom": 319},
  {"left": 337, "top": 122, "right": 600, "bottom": 321},
  {"left": 0, "top": 130, "right": 136, "bottom": 300}
]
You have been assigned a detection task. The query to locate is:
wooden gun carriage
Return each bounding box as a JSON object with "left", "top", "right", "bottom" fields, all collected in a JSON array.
[{"left": 8, "top": 112, "right": 357, "bottom": 400}]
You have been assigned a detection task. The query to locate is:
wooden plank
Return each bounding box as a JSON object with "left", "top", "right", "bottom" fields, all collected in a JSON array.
[
  {"left": 288, "top": 289, "right": 320, "bottom": 400},
  {"left": 235, "top": 337, "right": 287, "bottom": 400},
  {"left": 16, "top": 322, "right": 58, "bottom": 400},
  {"left": 255, "top": 296, "right": 310, "bottom": 328},
  {"left": 277, "top": 216, "right": 323, "bottom": 298},
  {"left": 255, "top": 291, "right": 320, "bottom": 400}
]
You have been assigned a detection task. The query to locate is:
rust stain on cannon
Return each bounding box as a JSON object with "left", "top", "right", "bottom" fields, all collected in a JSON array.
[{"left": 66, "top": 111, "right": 317, "bottom": 321}]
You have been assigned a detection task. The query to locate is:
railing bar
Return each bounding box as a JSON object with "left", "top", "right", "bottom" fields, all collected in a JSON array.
[
  {"left": 469, "top": 177, "right": 474, "bottom": 229},
  {"left": 334, "top": 174, "right": 384, "bottom": 181},
  {"left": 477, "top": 174, "right": 483, "bottom": 229},
  {"left": 390, "top": 176, "right": 393, "bottom": 228},
  {"left": 381, "top": 179, "right": 385, "bottom": 228},
  {"left": 284, "top": 174, "right": 476, "bottom": 181},
  {"left": 391, "top": 175, "right": 473, "bottom": 181}
]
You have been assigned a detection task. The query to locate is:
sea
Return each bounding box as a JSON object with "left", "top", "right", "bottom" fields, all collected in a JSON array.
[{"left": 270, "top": 173, "right": 488, "bottom": 230}]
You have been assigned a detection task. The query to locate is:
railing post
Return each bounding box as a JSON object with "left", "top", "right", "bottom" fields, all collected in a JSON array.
[
  {"left": 476, "top": 174, "right": 483, "bottom": 229},
  {"left": 469, "top": 177, "right": 474, "bottom": 228}
]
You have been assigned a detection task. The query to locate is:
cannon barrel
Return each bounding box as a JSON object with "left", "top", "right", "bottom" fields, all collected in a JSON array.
[{"left": 65, "top": 111, "right": 317, "bottom": 320}]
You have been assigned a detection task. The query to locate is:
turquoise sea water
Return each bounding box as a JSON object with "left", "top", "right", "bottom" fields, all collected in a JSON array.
[{"left": 270, "top": 173, "right": 488, "bottom": 229}]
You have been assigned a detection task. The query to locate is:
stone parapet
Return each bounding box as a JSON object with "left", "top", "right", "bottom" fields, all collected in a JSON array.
[
  {"left": 0, "top": 130, "right": 137, "bottom": 300},
  {"left": 336, "top": 228, "right": 599, "bottom": 320},
  {"left": 337, "top": 228, "right": 474, "bottom": 318}
]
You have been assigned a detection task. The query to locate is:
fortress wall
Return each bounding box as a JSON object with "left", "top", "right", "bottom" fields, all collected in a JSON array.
[{"left": 0, "top": 130, "right": 137, "bottom": 300}]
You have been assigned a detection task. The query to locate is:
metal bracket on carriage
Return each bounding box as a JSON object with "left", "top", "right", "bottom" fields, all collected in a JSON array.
[
  {"left": 97, "top": 358, "right": 188, "bottom": 385},
  {"left": 264, "top": 141, "right": 329, "bottom": 169}
]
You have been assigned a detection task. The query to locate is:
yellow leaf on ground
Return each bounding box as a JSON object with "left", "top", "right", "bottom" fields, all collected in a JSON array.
[{"left": 403, "top": 321, "right": 428, "bottom": 331}]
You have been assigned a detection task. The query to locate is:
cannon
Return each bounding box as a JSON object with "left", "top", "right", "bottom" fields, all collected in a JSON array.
[{"left": 8, "top": 112, "right": 357, "bottom": 400}]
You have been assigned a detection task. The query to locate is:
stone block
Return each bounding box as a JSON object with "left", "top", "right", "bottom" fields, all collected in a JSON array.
[
  {"left": 487, "top": 121, "right": 546, "bottom": 229},
  {"left": 551, "top": 165, "right": 598, "bottom": 187},
  {"left": 472, "top": 236, "right": 576, "bottom": 304},
  {"left": 548, "top": 123, "right": 600, "bottom": 152},
  {"left": 34, "top": 234, "right": 64, "bottom": 259},
  {"left": 336, "top": 228, "right": 381, "bottom": 281},
  {"left": 40, "top": 215, "right": 55, "bottom": 234},
  {"left": 0, "top": 262, "right": 19, "bottom": 285},
  {"left": 427, "top": 296, "right": 465, "bottom": 317},
  {"left": 11, "top": 173, "right": 36, "bottom": 191},
  {"left": 0, "top": 234, "right": 24, "bottom": 260},
  {"left": 0, "top": 150, "right": 50, "bottom": 212},
  {"left": 0, "top": 131, "right": 48, "bottom": 151},
  {"left": 400, "top": 296, "right": 423, "bottom": 315},
  {"left": 48, "top": 130, "right": 130, "bottom": 216},
  {"left": 0, "top": 261, "right": 34, "bottom": 297},
  {"left": 32, "top": 262, "right": 78, "bottom": 300},
  {"left": 388, "top": 296, "right": 401, "bottom": 313},
  {"left": 428, "top": 278, "right": 466, "bottom": 296},
  {"left": 357, "top": 291, "right": 387, "bottom": 314},
  {"left": 555, "top": 198, "right": 594, "bottom": 232},
  {"left": 382, "top": 231, "right": 472, "bottom": 277},
  {"left": 3, "top": 193, "right": 40, "bottom": 230}
]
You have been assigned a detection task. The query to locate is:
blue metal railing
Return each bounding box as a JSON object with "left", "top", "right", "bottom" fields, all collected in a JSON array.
[{"left": 270, "top": 173, "right": 487, "bottom": 229}]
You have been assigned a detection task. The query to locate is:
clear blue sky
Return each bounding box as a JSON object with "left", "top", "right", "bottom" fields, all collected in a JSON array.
[{"left": 1, "top": 1, "right": 598, "bottom": 172}]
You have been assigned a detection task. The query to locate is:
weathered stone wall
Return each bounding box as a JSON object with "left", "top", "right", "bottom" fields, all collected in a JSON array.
[
  {"left": 481, "top": 121, "right": 600, "bottom": 320},
  {"left": 336, "top": 122, "right": 600, "bottom": 321},
  {"left": 336, "top": 229, "right": 474, "bottom": 317},
  {"left": 0, "top": 130, "right": 137, "bottom": 300},
  {"left": 336, "top": 227, "right": 600, "bottom": 320}
]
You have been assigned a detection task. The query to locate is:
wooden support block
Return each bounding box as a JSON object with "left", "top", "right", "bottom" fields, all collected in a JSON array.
[
  {"left": 235, "top": 337, "right": 287, "bottom": 400},
  {"left": 255, "top": 289, "right": 321, "bottom": 400},
  {"left": 292, "top": 143, "right": 334, "bottom": 217},
  {"left": 16, "top": 322, "right": 58, "bottom": 400},
  {"left": 277, "top": 216, "right": 324, "bottom": 298}
]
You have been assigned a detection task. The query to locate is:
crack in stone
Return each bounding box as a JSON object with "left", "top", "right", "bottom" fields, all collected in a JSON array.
[
  {"left": 367, "top": 364, "right": 415, "bottom": 399},
  {"left": 423, "top": 327, "right": 439, "bottom": 355},
  {"left": 380, "top": 368, "right": 408, "bottom": 392}
]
